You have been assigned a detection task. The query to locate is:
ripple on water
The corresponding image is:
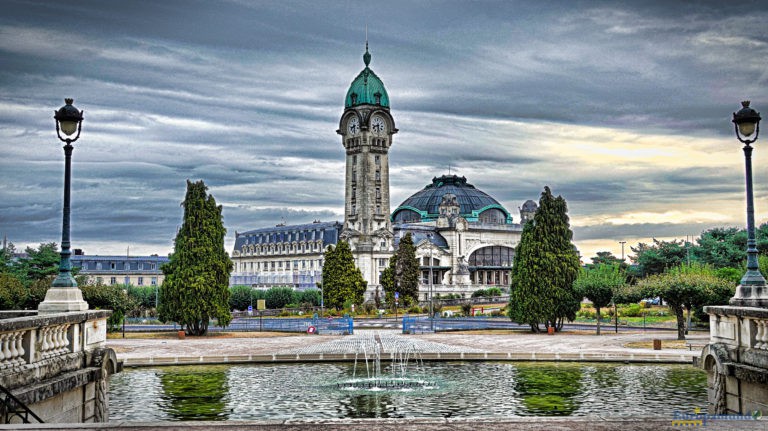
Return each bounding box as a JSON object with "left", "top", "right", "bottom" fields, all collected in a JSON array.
[{"left": 109, "top": 362, "right": 707, "bottom": 421}]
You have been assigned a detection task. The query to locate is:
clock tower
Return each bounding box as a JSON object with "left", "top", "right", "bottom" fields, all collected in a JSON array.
[{"left": 337, "top": 42, "right": 397, "bottom": 290}]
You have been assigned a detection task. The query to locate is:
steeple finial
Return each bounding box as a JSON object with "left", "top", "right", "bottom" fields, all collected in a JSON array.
[{"left": 363, "top": 25, "right": 371, "bottom": 67}]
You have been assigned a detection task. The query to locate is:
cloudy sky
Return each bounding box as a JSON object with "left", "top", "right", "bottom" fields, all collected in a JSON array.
[{"left": 1, "top": 0, "right": 767, "bottom": 262}]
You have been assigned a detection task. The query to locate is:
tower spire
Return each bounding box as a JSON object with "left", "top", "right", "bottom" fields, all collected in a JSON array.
[{"left": 363, "top": 25, "right": 371, "bottom": 67}]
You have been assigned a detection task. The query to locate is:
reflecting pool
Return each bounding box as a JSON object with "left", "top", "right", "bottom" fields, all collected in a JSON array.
[{"left": 109, "top": 362, "right": 706, "bottom": 421}]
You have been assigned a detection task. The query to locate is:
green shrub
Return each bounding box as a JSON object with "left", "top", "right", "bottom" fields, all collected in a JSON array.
[
  {"left": 363, "top": 302, "right": 376, "bottom": 314},
  {"left": 576, "top": 309, "right": 596, "bottom": 320},
  {"left": 471, "top": 289, "right": 487, "bottom": 298},
  {"left": 296, "top": 289, "right": 321, "bottom": 306},
  {"left": 620, "top": 303, "right": 644, "bottom": 317},
  {"left": 460, "top": 303, "right": 472, "bottom": 316},
  {"left": 486, "top": 287, "right": 502, "bottom": 297},
  {"left": 408, "top": 305, "right": 422, "bottom": 314}
]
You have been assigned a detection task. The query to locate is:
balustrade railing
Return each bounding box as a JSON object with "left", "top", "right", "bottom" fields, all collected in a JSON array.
[
  {"left": 0, "top": 312, "right": 108, "bottom": 370},
  {"left": 752, "top": 317, "right": 768, "bottom": 350}
]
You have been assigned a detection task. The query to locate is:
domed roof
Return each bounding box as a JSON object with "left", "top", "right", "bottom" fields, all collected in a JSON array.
[
  {"left": 345, "top": 44, "right": 390, "bottom": 108},
  {"left": 392, "top": 175, "right": 512, "bottom": 223},
  {"left": 521, "top": 199, "right": 538, "bottom": 212}
]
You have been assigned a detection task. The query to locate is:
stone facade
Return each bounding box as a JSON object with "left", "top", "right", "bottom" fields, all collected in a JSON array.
[
  {"left": 230, "top": 221, "right": 343, "bottom": 289},
  {"left": 699, "top": 305, "right": 768, "bottom": 415},
  {"left": 0, "top": 310, "right": 120, "bottom": 424},
  {"left": 337, "top": 47, "right": 397, "bottom": 290},
  {"left": 71, "top": 255, "right": 168, "bottom": 287}
]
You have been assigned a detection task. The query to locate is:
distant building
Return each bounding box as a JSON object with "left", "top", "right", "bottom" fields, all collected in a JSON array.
[
  {"left": 71, "top": 255, "right": 168, "bottom": 287},
  {"left": 392, "top": 174, "right": 530, "bottom": 300},
  {"left": 232, "top": 44, "right": 534, "bottom": 301},
  {"left": 230, "top": 221, "right": 343, "bottom": 290}
]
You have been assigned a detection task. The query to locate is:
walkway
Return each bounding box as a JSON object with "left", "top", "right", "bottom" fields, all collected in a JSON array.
[{"left": 108, "top": 329, "right": 701, "bottom": 367}]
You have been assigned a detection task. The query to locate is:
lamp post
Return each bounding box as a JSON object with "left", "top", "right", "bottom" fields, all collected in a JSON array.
[
  {"left": 619, "top": 241, "right": 626, "bottom": 262},
  {"left": 39, "top": 99, "right": 89, "bottom": 313},
  {"left": 731, "top": 101, "right": 768, "bottom": 307},
  {"left": 427, "top": 233, "right": 434, "bottom": 330}
]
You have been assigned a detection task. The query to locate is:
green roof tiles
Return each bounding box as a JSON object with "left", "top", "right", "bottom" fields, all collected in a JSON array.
[{"left": 345, "top": 45, "right": 390, "bottom": 108}]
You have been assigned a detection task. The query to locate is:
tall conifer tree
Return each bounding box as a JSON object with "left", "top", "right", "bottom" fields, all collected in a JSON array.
[
  {"left": 159, "top": 180, "right": 232, "bottom": 335},
  {"left": 321, "top": 240, "right": 366, "bottom": 309},
  {"left": 508, "top": 186, "right": 580, "bottom": 332},
  {"left": 394, "top": 233, "right": 420, "bottom": 306}
]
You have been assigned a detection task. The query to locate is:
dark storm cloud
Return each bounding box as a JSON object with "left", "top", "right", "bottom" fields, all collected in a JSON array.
[{"left": 1, "top": 0, "right": 766, "bottom": 255}]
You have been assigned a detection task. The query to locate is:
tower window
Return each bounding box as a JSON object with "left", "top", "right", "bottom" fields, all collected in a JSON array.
[
  {"left": 376, "top": 205, "right": 381, "bottom": 215},
  {"left": 376, "top": 188, "right": 381, "bottom": 199},
  {"left": 375, "top": 155, "right": 380, "bottom": 165},
  {"left": 375, "top": 170, "right": 380, "bottom": 181},
  {"left": 353, "top": 155, "right": 357, "bottom": 164}
]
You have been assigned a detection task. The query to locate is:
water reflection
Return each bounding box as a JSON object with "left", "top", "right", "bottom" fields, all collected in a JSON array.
[
  {"left": 109, "top": 362, "right": 706, "bottom": 421},
  {"left": 159, "top": 368, "right": 230, "bottom": 421},
  {"left": 515, "top": 364, "right": 582, "bottom": 416}
]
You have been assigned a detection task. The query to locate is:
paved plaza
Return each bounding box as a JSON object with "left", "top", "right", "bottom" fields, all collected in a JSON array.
[{"left": 108, "top": 329, "right": 703, "bottom": 366}]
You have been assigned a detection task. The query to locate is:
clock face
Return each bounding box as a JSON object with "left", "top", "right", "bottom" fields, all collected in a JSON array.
[
  {"left": 371, "top": 116, "right": 386, "bottom": 136},
  {"left": 347, "top": 117, "right": 360, "bottom": 136}
]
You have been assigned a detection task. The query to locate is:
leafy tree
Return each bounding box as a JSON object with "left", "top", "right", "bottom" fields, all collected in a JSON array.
[
  {"left": 127, "top": 285, "right": 159, "bottom": 316},
  {"left": 589, "top": 251, "right": 626, "bottom": 269},
  {"left": 693, "top": 227, "right": 748, "bottom": 269},
  {"left": 634, "top": 265, "right": 734, "bottom": 340},
  {"left": 508, "top": 187, "right": 581, "bottom": 332},
  {"left": 229, "top": 285, "right": 254, "bottom": 311},
  {"left": 21, "top": 277, "right": 52, "bottom": 309},
  {"left": 296, "top": 289, "right": 321, "bottom": 307},
  {"left": 380, "top": 256, "right": 396, "bottom": 308},
  {"left": 0, "top": 242, "right": 17, "bottom": 273},
  {"left": 629, "top": 239, "right": 689, "bottom": 277},
  {"left": 80, "top": 282, "right": 137, "bottom": 332},
  {"left": 573, "top": 264, "right": 625, "bottom": 335},
  {"left": 0, "top": 273, "right": 27, "bottom": 310},
  {"left": 393, "top": 233, "right": 420, "bottom": 306},
  {"left": 265, "top": 287, "right": 295, "bottom": 309},
  {"left": 12, "top": 242, "right": 60, "bottom": 282},
  {"left": 321, "top": 241, "right": 366, "bottom": 309},
  {"left": 158, "top": 180, "right": 233, "bottom": 335}
]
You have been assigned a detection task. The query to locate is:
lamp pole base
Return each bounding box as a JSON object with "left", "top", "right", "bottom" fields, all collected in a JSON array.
[{"left": 38, "top": 287, "right": 89, "bottom": 313}]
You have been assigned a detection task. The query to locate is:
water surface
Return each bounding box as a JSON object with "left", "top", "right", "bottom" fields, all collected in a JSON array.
[{"left": 109, "top": 362, "right": 706, "bottom": 421}]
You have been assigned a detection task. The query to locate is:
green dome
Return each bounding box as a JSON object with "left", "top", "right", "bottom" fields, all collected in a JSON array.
[{"left": 345, "top": 45, "right": 390, "bottom": 108}]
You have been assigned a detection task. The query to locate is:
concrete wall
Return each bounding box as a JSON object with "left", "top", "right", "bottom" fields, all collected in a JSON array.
[
  {"left": 0, "top": 311, "right": 119, "bottom": 424},
  {"left": 700, "top": 305, "right": 768, "bottom": 416}
]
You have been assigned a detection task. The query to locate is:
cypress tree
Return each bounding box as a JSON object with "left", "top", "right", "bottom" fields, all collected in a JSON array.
[
  {"left": 321, "top": 241, "right": 366, "bottom": 309},
  {"left": 508, "top": 186, "right": 581, "bottom": 332},
  {"left": 394, "top": 233, "right": 420, "bottom": 306},
  {"left": 158, "top": 180, "right": 232, "bottom": 335}
]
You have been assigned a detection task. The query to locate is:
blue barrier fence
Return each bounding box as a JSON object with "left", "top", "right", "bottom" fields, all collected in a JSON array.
[
  {"left": 403, "top": 316, "right": 527, "bottom": 333},
  {"left": 124, "top": 315, "right": 354, "bottom": 335}
]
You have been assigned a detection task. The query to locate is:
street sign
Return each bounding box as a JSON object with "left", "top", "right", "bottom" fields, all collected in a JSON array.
[
  {"left": 257, "top": 299, "right": 266, "bottom": 310},
  {"left": 395, "top": 292, "right": 399, "bottom": 299},
  {"left": 247, "top": 305, "right": 253, "bottom": 312}
]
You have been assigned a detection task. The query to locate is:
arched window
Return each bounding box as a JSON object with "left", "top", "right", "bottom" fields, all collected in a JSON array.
[
  {"left": 393, "top": 209, "right": 421, "bottom": 223},
  {"left": 478, "top": 208, "right": 506, "bottom": 224},
  {"left": 469, "top": 246, "right": 515, "bottom": 267}
]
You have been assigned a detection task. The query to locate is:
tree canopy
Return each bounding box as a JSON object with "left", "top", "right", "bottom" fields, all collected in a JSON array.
[
  {"left": 321, "top": 240, "right": 366, "bottom": 309},
  {"left": 574, "top": 264, "right": 625, "bottom": 335},
  {"left": 508, "top": 186, "right": 581, "bottom": 332},
  {"left": 633, "top": 264, "right": 734, "bottom": 340},
  {"left": 158, "top": 180, "right": 232, "bottom": 335},
  {"left": 629, "top": 239, "right": 690, "bottom": 277}
]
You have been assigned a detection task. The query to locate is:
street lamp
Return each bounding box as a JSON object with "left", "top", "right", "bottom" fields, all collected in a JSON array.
[
  {"left": 38, "top": 98, "right": 89, "bottom": 313},
  {"left": 731, "top": 100, "right": 768, "bottom": 307},
  {"left": 427, "top": 233, "right": 434, "bottom": 330}
]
